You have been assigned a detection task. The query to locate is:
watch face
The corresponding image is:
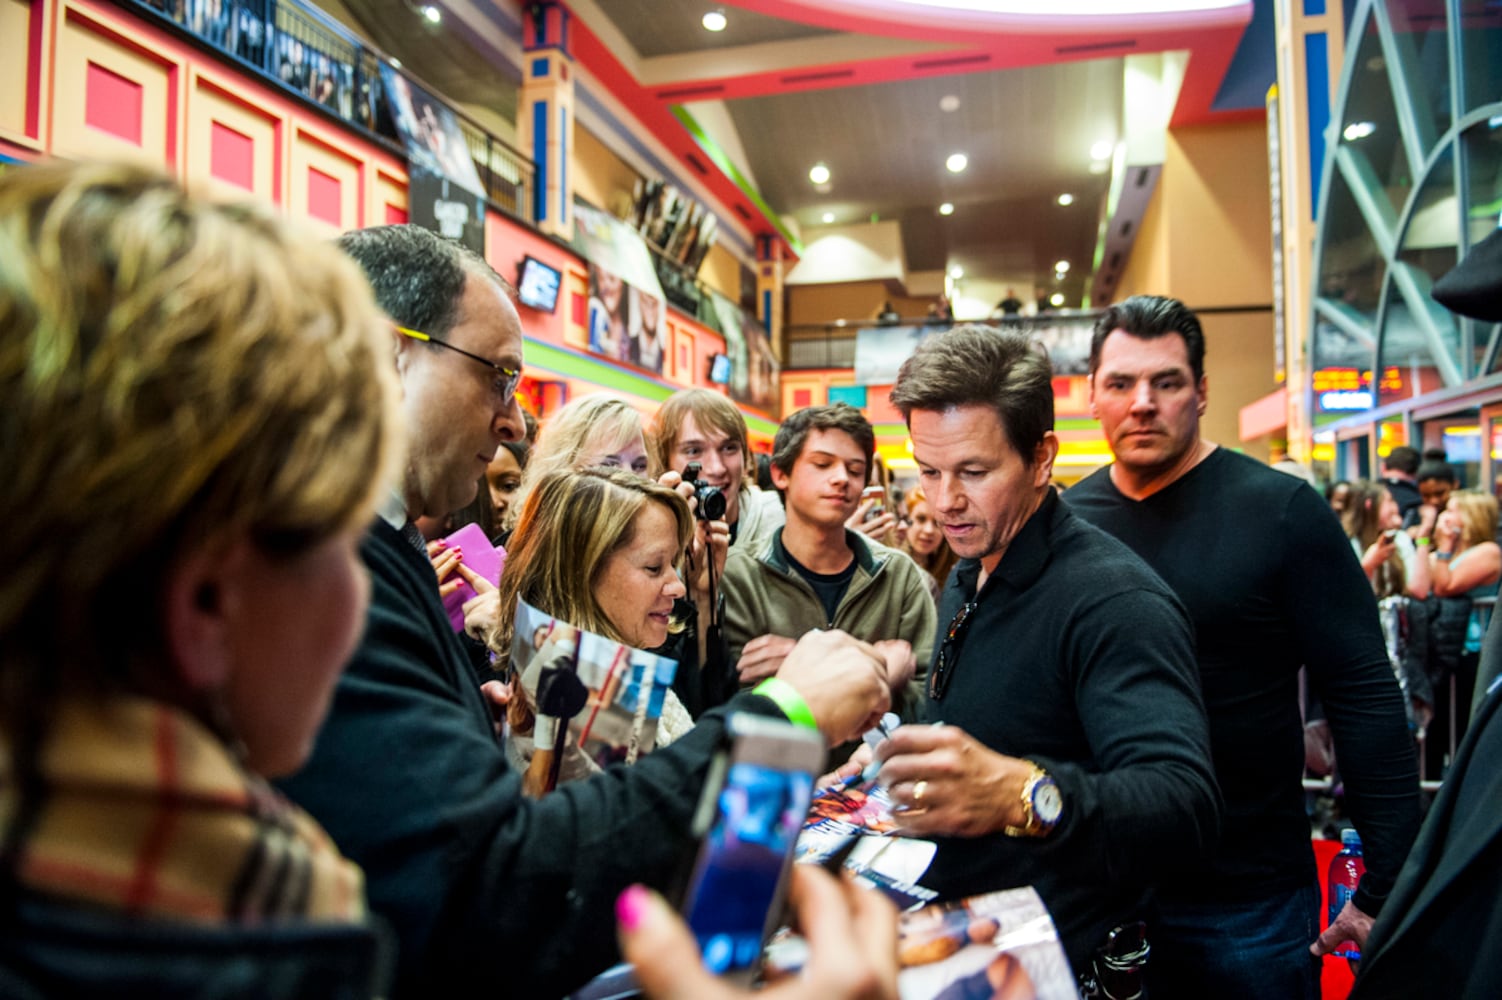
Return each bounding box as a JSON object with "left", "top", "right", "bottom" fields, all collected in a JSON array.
[{"left": 1034, "top": 779, "right": 1063, "bottom": 824}]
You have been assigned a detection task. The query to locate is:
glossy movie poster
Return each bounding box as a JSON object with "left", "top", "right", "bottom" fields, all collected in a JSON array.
[{"left": 574, "top": 203, "right": 669, "bottom": 374}]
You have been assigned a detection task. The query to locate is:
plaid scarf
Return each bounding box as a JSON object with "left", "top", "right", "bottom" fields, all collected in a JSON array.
[{"left": 1, "top": 696, "right": 365, "bottom": 925}]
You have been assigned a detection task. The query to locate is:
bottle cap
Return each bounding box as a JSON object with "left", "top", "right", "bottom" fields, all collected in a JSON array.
[{"left": 1341, "top": 828, "right": 1362, "bottom": 848}]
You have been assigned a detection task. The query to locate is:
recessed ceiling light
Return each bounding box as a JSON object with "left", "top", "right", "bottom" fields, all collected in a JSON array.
[
  {"left": 1088, "top": 161, "right": 1109, "bottom": 175},
  {"left": 1342, "top": 121, "right": 1376, "bottom": 141},
  {"left": 1056, "top": 193, "right": 1075, "bottom": 206},
  {"left": 945, "top": 153, "right": 968, "bottom": 173},
  {"left": 1055, "top": 271, "right": 1067, "bottom": 281},
  {"left": 1050, "top": 292, "right": 1065, "bottom": 307},
  {"left": 938, "top": 202, "right": 954, "bottom": 216},
  {"left": 949, "top": 265, "right": 964, "bottom": 279},
  {"left": 421, "top": 4, "right": 441, "bottom": 24},
  {"left": 1055, "top": 260, "right": 1070, "bottom": 273},
  {"left": 1090, "top": 140, "right": 1113, "bottom": 160},
  {"left": 809, "top": 162, "right": 831, "bottom": 185},
  {"left": 821, "top": 212, "right": 834, "bottom": 224},
  {"left": 702, "top": 10, "right": 727, "bottom": 31},
  {"left": 940, "top": 95, "right": 960, "bottom": 112}
]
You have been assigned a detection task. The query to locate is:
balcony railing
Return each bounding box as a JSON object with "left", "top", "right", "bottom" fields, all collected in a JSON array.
[{"left": 129, "top": 0, "right": 534, "bottom": 221}]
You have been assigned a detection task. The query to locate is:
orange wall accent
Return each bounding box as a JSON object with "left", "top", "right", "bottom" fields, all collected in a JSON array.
[
  {"left": 53, "top": 3, "right": 178, "bottom": 167},
  {"left": 0, "top": 0, "right": 45, "bottom": 148}
]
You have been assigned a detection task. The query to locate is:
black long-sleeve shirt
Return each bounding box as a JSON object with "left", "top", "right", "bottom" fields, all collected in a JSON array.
[
  {"left": 1067, "top": 448, "right": 1421, "bottom": 915},
  {"left": 919, "top": 490, "right": 1220, "bottom": 969}
]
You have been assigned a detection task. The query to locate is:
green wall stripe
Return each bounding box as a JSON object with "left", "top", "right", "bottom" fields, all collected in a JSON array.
[
  {"left": 671, "top": 106, "right": 803, "bottom": 254},
  {"left": 524, "top": 337, "right": 778, "bottom": 437}
]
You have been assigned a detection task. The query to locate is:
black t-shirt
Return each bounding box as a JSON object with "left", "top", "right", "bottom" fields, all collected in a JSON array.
[
  {"left": 781, "top": 542, "right": 856, "bottom": 624},
  {"left": 1066, "top": 449, "right": 1420, "bottom": 913}
]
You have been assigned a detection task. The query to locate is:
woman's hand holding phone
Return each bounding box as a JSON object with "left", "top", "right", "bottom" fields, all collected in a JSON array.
[{"left": 617, "top": 868, "right": 898, "bottom": 1000}]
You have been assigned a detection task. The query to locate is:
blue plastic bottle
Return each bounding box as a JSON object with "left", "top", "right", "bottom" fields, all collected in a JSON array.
[{"left": 1326, "top": 828, "right": 1366, "bottom": 960}]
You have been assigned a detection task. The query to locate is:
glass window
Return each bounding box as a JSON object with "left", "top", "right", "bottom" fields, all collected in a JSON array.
[
  {"left": 1460, "top": 1, "right": 1502, "bottom": 118},
  {"left": 1339, "top": 17, "right": 1414, "bottom": 222},
  {"left": 1388, "top": 0, "right": 1453, "bottom": 150}
]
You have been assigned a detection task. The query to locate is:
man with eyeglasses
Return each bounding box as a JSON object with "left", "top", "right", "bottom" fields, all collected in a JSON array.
[
  {"left": 277, "top": 224, "right": 895, "bottom": 998},
  {"left": 874, "top": 325, "right": 1220, "bottom": 995},
  {"left": 1065, "top": 295, "right": 1420, "bottom": 1000}
]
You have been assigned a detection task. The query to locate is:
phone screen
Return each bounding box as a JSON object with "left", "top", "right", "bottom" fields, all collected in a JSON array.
[{"left": 683, "top": 760, "right": 814, "bottom": 976}]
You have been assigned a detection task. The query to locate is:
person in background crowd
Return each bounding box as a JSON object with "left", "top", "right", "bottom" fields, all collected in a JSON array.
[
  {"left": 1380, "top": 446, "right": 1423, "bottom": 524},
  {"left": 650, "top": 389, "right": 787, "bottom": 717},
  {"left": 900, "top": 486, "right": 957, "bottom": 600},
  {"left": 0, "top": 161, "right": 399, "bottom": 995},
  {"left": 486, "top": 439, "right": 528, "bottom": 541},
  {"left": 1351, "top": 223, "right": 1502, "bottom": 1000},
  {"left": 1416, "top": 460, "right": 1458, "bottom": 514},
  {"left": 524, "top": 393, "right": 653, "bottom": 487},
  {"left": 1343, "top": 480, "right": 1435, "bottom": 601},
  {"left": 874, "top": 324, "right": 1219, "bottom": 988},
  {"left": 846, "top": 452, "right": 900, "bottom": 547},
  {"left": 490, "top": 469, "right": 695, "bottom": 788},
  {"left": 275, "top": 223, "right": 894, "bottom": 998},
  {"left": 1328, "top": 479, "right": 1353, "bottom": 516},
  {"left": 652, "top": 388, "right": 785, "bottom": 552},
  {"left": 1426, "top": 489, "right": 1501, "bottom": 762},
  {"left": 1066, "top": 295, "right": 1420, "bottom": 1000},
  {"left": 1340, "top": 479, "right": 1435, "bottom": 732},
  {"left": 992, "top": 288, "right": 1024, "bottom": 317},
  {"left": 722, "top": 404, "right": 935, "bottom": 728}
]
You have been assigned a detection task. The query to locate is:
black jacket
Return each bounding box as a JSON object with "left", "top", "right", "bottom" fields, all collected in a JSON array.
[
  {"left": 278, "top": 519, "right": 785, "bottom": 998},
  {"left": 0, "top": 889, "right": 391, "bottom": 999},
  {"left": 919, "top": 490, "right": 1220, "bottom": 969},
  {"left": 1352, "top": 612, "right": 1502, "bottom": 999}
]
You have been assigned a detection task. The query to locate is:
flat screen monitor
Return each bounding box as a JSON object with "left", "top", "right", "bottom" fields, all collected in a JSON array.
[
  {"left": 708, "top": 353, "right": 732, "bottom": 385},
  {"left": 517, "top": 255, "right": 562, "bottom": 313}
]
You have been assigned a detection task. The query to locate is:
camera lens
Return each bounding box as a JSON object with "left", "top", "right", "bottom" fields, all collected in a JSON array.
[{"left": 697, "top": 484, "right": 726, "bottom": 521}]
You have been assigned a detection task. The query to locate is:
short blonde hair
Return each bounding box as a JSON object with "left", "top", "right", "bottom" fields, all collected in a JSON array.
[
  {"left": 1450, "top": 489, "right": 1499, "bottom": 549},
  {"left": 519, "top": 394, "right": 652, "bottom": 500},
  {"left": 0, "top": 160, "right": 401, "bottom": 699}
]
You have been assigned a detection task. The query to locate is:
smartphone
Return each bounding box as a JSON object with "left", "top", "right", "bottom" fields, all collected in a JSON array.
[
  {"left": 862, "top": 485, "right": 886, "bottom": 521},
  {"left": 679, "top": 713, "right": 825, "bottom": 985}
]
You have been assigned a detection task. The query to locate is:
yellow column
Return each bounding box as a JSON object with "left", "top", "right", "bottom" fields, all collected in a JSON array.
[{"left": 1273, "top": 0, "right": 1347, "bottom": 462}]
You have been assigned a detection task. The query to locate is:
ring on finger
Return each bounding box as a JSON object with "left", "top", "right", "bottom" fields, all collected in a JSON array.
[{"left": 912, "top": 779, "right": 928, "bottom": 803}]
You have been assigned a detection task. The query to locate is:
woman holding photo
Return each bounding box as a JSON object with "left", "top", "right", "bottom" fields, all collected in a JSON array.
[{"left": 490, "top": 468, "right": 696, "bottom": 790}]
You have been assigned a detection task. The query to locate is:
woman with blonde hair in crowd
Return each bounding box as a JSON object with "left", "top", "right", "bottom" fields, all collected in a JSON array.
[
  {"left": 1431, "top": 489, "right": 1502, "bottom": 659},
  {"left": 520, "top": 393, "right": 652, "bottom": 497},
  {"left": 0, "top": 161, "right": 400, "bottom": 993},
  {"left": 490, "top": 468, "right": 696, "bottom": 791},
  {"left": 900, "top": 487, "right": 957, "bottom": 600}
]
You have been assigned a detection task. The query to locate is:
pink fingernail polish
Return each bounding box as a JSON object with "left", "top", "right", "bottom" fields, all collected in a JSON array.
[{"left": 616, "top": 884, "right": 649, "bottom": 931}]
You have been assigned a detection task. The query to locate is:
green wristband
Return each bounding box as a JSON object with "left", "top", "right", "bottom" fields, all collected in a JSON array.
[
  {"left": 1416, "top": 537, "right": 1431, "bottom": 547},
  {"left": 752, "top": 677, "right": 819, "bottom": 731}
]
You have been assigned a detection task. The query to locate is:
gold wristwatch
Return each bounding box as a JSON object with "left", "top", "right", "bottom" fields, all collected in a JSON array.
[{"left": 1003, "top": 762, "right": 1062, "bottom": 838}]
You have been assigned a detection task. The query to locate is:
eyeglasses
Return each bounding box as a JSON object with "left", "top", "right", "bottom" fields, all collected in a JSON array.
[
  {"left": 928, "top": 600, "right": 977, "bottom": 701},
  {"left": 396, "top": 326, "right": 521, "bottom": 404}
]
